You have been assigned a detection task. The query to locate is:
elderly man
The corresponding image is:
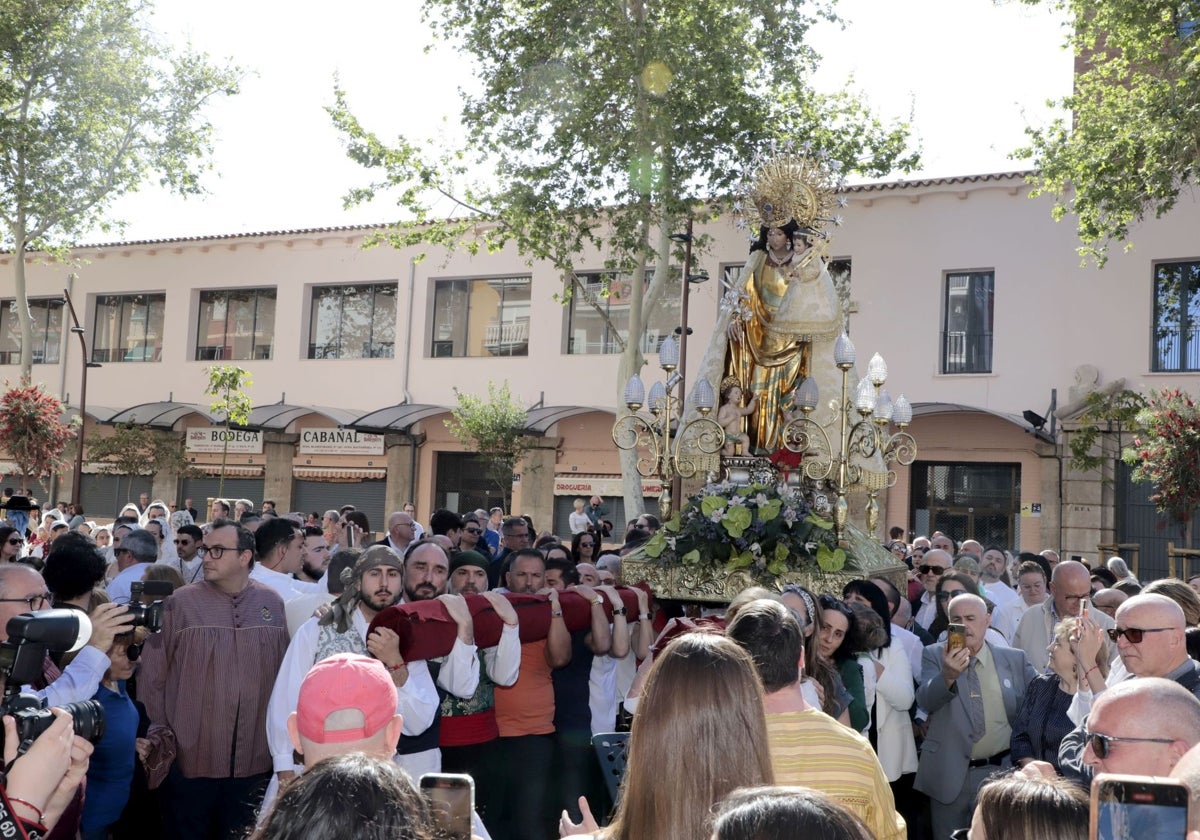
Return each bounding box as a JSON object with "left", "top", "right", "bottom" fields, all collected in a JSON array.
[
  {"left": 1054, "top": 593, "right": 1200, "bottom": 782},
  {"left": 911, "top": 548, "right": 952, "bottom": 631},
  {"left": 1091, "top": 587, "right": 1129, "bottom": 619},
  {"left": 106, "top": 528, "right": 159, "bottom": 605},
  {"left": 728, "top": 598, "right": 907, "bottom": 840},
  {"left": 140, "top": 519, "right": 290, "bottom": 840},
  {"left": 915, "top": 593, "right": 1036, "bottom": 839},
  {"left": 1012, "top": 559, "right": 1115, "bottom": 672},
  {"left": 1082, "top": 678, "right": 1200, "bottom": 776},
  {"left": 376, "top": 511, "right": 417, "bottom": 555}
]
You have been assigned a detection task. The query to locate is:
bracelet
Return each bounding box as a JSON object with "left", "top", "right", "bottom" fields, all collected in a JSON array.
[
  {"left": 384, "top": 662, "right": 406, "bottom": 673},
  {"left": 1084, "top": 664, "right": 1100, "bottom": 679},
  {"left": 9, "top": 797, "right": 44, "bottom": 824}
]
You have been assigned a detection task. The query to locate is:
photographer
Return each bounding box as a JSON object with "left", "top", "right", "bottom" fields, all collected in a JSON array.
[
  {"left": 0, "top": 706, "right": 95, "bottom": 838},
  {"left": 0, "top": 566, "right": 133, "bottom": 706}
]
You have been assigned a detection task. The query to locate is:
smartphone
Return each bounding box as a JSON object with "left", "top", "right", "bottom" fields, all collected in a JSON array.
[
  {"left": 420, "top": 773, "right": 474, "bottom": 840},
  {"left": 1089, "top": 773, "right": 1190, "bottom": 840},
  {"left": 946, "top": 623, "right": 967, "bottom": 651}
]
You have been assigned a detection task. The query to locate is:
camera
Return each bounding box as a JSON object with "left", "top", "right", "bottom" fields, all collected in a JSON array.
[
  {"left": 127, "top": 580, "right": 174, "bottom": 633},
  {"left": 0, "top": 610, "right": 106, "bottom": 755}
]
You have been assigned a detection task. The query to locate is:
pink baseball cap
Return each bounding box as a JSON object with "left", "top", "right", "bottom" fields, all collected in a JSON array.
[{"left": 295, "top": 653, "right": 397, "bottom": 744}]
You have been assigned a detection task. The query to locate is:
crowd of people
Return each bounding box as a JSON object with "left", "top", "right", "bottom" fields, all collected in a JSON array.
[{"left": 6, "top": 489, "right": 1200, "bottom": 839}]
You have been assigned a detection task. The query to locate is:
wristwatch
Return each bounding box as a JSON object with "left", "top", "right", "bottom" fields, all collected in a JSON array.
[
  {"left": 589, "top": 595, "right": 604, "bottom": 607},
  {"left": 611, "top": 606, "right": 627, "bottom": 616}
]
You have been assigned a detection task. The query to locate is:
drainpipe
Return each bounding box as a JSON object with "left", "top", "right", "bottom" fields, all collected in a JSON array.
[{"left": 403, "top": 257, "right": 417, "bottom": 503}]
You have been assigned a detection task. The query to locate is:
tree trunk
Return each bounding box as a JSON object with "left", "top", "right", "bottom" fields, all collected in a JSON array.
[
  {"left": 13, "top": 219, "right": 34, "bottom": 381},
  {"left": 218, "top": 422, "right": 229, "bottom": 499}
]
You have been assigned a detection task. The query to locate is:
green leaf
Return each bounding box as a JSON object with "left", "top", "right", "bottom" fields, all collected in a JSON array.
[
  {"left": 722, "top": 505, "right": 752, "bottom": 538},
  {"left": 643, "top": 533, "right": 667, "bottom": 558},
  {"left": 806, "top": 513, "right": 835, "bottom": 531},
  {"left": 757, "top": 498, "right": 782, "bottom": 521},
  {"left": 725, "top": 549, "right": 754, "bottom": 571},
  {"left": 736, "top": 486, "right": 754, "bottom": 497},
  {"left": 774, "top": 542, "right": 790, "bottom": 564},
  {"left": 664, "top": 512, "right": 682, "bottom": 533},
  {"left": 767, "top": 557, "right": 788, "bottom": 576},
  {"left": 681, "top": 549, "right": 701, "bottom": 565},
  {"left": 816, "top": 544, "right": 846, "bottom": 572},
  {"left": 701, "top": 495, "right": 726, "bottom": 517}
]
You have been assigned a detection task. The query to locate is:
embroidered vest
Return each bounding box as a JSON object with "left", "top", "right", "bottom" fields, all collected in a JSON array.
[{"left": 439, "top": 654, "right": 495, "bottom": 718}]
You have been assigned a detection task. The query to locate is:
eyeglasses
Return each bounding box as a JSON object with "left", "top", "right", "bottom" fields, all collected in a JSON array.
[
  {"left": 1083, "top": 727, "right": 1176, "bottom": 759},
  {"left": 1106, "top": 626, "right": 1173, "bottom": 644},
  {"left": 6, "top": 539, "right": 22, "bottom": 546},
  {"left": 0, "top": 593, "right": 49, "bottom": 610},
  {"left": 464, "top": 527, "right": 483, "bottom": 535},
  {"left": 937, "top": 589, "right": 968, "bottom": 602},
  {"left": 579, "top": 541, "right": 594, "bottom": 548},
  {"left": 918, "top": 565, "right": 946, "bottom": 576},
  {"left": 173, "top": 539, "right": 191, "bottom": 546},
  {"left": 201, "top": 544, "right": 237, "bottom": 559},
  {"left": 113, "top": 547, "right": 131, "bottom": 556}
]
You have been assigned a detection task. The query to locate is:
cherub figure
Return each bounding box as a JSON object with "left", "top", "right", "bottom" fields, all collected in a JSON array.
[{"left": 718, "top": 376, "right": 758, "bottom": 456}]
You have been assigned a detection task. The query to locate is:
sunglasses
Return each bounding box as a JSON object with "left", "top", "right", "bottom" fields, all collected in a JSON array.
[
  {"left": 936, "top": 589, "right": 968, "bottom": 602},
  {"left": 918, "top": 565, "right": 946, "bottom": 576},
  {"left": 1106, "top": 626, "right": 1172, "bottom": 644},
  {"left": 1083, "top": 727, "right": 1176, "bottom": 759},
  {"left": 464, "top": 527, "right": 483, "bottom": 534},
  {"left": 6, "top": 538, "right": 22, "bottom": 546},
  {"left": 173, "top": 539, "right": 191, "bottom": 546}
]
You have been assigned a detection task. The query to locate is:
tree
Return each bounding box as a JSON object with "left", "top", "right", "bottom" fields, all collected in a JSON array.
[
  {"left": 86, "top": 421, "right": 197, "bottom": 504},
  {"left": 1017, "top": 0, "right": 1200, "bottom": 265},
  {"left": 444, "top": 381, "right": 532, "bottom": 512},
  {"left": 204, "top": 365, "right": 253, "bottom": 499},
  {"left": 1123, "top": 388, "right": 1200, "bottom": 543},
  {"left": 1067, "top": 387, "right": 1148, "bottom": 473},
  {"left": 0, "top": 0, "right": 240, "bottom": 378},
  {"left": 0, "top": 381, "right": 75, "bottom": 493},
  {"left": 331, "top": 0, "right": 917, "bottom": 516}
]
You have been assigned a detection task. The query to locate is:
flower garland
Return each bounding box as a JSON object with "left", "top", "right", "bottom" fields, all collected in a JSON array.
[{"left": 640, "top": 482, "right": 848, "bottom": 577}]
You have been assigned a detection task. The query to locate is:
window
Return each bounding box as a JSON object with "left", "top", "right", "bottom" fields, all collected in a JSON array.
[
  {"left": 1153, "top": 260, "right": 1200, "bottom": 372},
  {"left": 196, "top": 288, "right": 276, "bottom": 361},
  {"left": 431, "top": 276, "right": 531, "bottom": 357},
  {"left": 565, "top": 269, "right": 679, "bottom": 355},
  {"left": 0, "top": 298, "right": 64, "bottom": 365},
  {"left": 308, "top": 283, "right": 397, "bottom": 359},
  {"left": 941, "top": 271, "right": 994, "bottom": 374},
  {"left": 92, "top": 293, "right": 165, "bottom": 363}
]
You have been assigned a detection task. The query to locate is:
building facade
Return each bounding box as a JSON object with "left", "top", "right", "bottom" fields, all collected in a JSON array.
[{"left": 4, "top": 171, "right": 1198, "bottom": 573}]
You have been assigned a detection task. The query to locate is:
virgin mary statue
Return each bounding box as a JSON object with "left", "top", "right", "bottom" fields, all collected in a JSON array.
[{"left": 693, "top": 154, "right": 845, "bottom": 454}]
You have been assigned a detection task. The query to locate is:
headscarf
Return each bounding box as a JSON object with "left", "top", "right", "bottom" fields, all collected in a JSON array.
[{"left": 319, "top": 545, "right": 404, "bottom": 634}]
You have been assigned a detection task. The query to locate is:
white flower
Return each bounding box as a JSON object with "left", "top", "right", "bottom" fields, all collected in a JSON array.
[
  {"left": 666, "top": 536, "right": 677, "bottom": 549},
  {"left": 749, "top": 542, "right": 762, "bottom": 556},
  {"left": 805, "top": 541, "right": 818, "bottom": 553},
  {"left": 783, "top": 508, "right": 798, "bottom": 524},
  {"left": 709, "top": 510, "right": 725, "bottom": 523},
  {"left": 754, "top": 493, "right": 769, "bottom": 506},
  {"left": 728, "top": 495, "right": 746, "bottom": 507}
]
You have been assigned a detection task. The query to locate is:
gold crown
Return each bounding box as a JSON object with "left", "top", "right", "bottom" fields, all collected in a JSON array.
[
  {"left": 720, "top": 375, "right": 742, "bottom": 394},
  {"left": 744, "top": 153, "right": 840, "bottom": 233}
]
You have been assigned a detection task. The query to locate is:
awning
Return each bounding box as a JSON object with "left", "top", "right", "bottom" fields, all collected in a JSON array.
[
  {"left": 244, "top": 403, "right": 360, "bottom": 431},
  {"left": 64, "top": 405, "right": 119, "bottom": 424},
  {"left": 910, "top": 402, "right": 1032, "bottom": 432},
  {"left": 350, "top": 403, "right": 449, "bottom": 434},
  {"left": 553, "top": 474, "right": 663, "bottom": 497},
  {"left": 293, "top": 467, "right": 387, "bottom": 481},
  {"left": 193, "top": 464, "right": 264, "bottom": 477},
  {"left": 523, "top": 405, "right": 609, "bottom": 435},
  {"left": 107, "top": 402, "right": 215, "bottom": 429}
]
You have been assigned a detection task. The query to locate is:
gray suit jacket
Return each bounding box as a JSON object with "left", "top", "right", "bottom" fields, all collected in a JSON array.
[{"left": 914, "top": 641, "right": 1037, "bottom": 804}]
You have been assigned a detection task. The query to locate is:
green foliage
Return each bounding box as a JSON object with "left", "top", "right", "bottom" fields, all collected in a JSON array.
[
  {"left": 444, "top": 381, "right": 531, "bottom": 508},
  {"left": 0, "top": 0, "right": 240, "bottom": 375},
  {"left": 0, "top": 381, "right": 75, "bottom": 487},
  {"left": 1067, "top": 388, "right": 1149, "bottom": 473},
  {"left": 1016, "top": 0, "right": 1200, "bottom": 265},
  {"left": 329, "top": 0, "right": 918, "bottom": 297},
  {"left": 204, "top": 364, "right": 253, "bottom": 497},
  {"left": 85, "top": 422, "right": 197, "bottom": 503},
  {"left": 1122, "top": 389, "right": 1200, "bottom": 529}
]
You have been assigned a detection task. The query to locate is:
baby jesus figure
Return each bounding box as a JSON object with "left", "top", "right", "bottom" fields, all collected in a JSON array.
[{"left": 717, "top": 376, "right": 758, "bottom": 456}]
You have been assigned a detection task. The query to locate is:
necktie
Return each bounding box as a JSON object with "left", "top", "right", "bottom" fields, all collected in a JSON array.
[{"left": 965, "top": 656, "right": 986, "bottom": 744}]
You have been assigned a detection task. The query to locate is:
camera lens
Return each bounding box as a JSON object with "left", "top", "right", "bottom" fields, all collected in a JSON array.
[{"left": 62, "top": 699, "right": 106, "bottom": 744}]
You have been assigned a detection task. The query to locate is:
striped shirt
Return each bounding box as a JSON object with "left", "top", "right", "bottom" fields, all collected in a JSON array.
[
  {"left": 140, "top": 579, "right": 290, "bottom": 779},
  {"left": 766, "top": 708, "right": 907, "bottom": 840}
]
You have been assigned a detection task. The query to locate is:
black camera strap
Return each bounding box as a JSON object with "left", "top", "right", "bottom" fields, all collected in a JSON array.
[{"left": 0, "top": 784, "right": 42, "bottom": 840}]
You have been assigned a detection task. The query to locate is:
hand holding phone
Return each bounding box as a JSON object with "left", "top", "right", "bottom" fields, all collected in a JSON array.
[
  {"left": 420, "top": 773, "right": 474, "bottom": 840},
  {"left": 1090, "top": 773, "right": 1190, "bottom": 840},
  {"left": 947, "top": 623, "right": 967, "bottom": 651}
]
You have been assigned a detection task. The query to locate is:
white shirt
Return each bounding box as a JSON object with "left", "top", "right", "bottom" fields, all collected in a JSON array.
[
  {"left": 914, "top": 591, "right": 938, "bottom": 631},
  {"left": 285, "top": 590, "right": 335, "bottom": 637},
  {"left": 480, "top": 623, "right": 522, "bottom": 689},
  {"left": 265, "top": 608, "right": 480, "bottom": 775},
  {"left": 106, "top": 562, "right": 154, "bottom": 605},
  {"left": 991, "top": 596, "right": 1044, "bottom": 641},
  {"left": 156, "top": 554, "right": 203, "bottom": 585},
  {"left": 890, "top": 623, "right": 925, "bottom": 681},
  {"left": 982, "top": 579, "right": 1019, "bottom": 608},
  {"left": 569, "top": 512, "right": 590, "bottom": 535},
  {"left": 31, "top": 645, "right": 109, "bottom": 706},
  {"left": 250, "top": 563, "right": 327, "bottom": 602}
]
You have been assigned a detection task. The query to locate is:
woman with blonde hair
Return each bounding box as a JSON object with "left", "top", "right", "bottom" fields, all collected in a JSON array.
[
  {"left": 560, "top": 632, "right": 774, "bottom": 840},
  {"left": 1143, "top": 577, "right": 1200, "bottom": 626}
]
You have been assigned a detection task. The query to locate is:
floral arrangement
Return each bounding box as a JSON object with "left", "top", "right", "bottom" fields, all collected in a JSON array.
[{"left": 640, "top": 482, "right": 848, "bottom": 576}]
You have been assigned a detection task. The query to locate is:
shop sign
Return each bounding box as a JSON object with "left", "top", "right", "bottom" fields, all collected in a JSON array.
[
  {"left": 185, "top": 427, "right": 264, "bottom": 454},
  {"left": 298, "top": 428, "right": 384, "bottom": 456},
  {"left": 553, "top": 475, "right": 663, "bottom": 497}
]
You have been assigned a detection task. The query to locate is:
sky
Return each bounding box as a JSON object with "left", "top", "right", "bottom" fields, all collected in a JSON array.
[{"left": 99, "top": 0, "right": 1075, "bottom": 243}]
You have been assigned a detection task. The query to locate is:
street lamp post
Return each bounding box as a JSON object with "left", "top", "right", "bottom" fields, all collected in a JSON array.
[{"left": 63, "top": 286, "right": 100, "bottom": 508}]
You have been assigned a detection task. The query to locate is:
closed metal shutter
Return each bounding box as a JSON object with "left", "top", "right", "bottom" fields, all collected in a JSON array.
[
  {"left": 292, "top": 480, "right": 386, "bottom": 537},
  {"left": 81, "top": 475, "right": 154, "bottom": 520},
  {"left": 180, "top": 477, "right": 266, "bottom": 516}
]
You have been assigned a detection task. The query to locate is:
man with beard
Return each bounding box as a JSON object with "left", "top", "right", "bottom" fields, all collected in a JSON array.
[
  {"left": 266, "top": 544, "right": 480, "bottom": 800},
  {"left": 401, "top": 540, "right": 450, "bottom": 603},
  {"left": 440, "top": 550, "right": 521, "bottom": 834},
  {"left": 297, "top": 525, "right": 330, "bottom": 583}
]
